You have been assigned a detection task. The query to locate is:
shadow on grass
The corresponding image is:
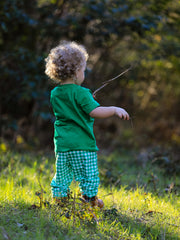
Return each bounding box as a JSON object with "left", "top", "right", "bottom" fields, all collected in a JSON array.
[
  {"left": 102, "top": 207, "right": 180, "bottom": 240},
  {"left": 0, "top": 202, "right": 179, "bottom": 240},
  {"left": 0, "top": 202, "right": 76, "bottom": 240}
]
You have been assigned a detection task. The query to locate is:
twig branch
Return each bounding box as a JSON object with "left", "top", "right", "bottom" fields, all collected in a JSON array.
[{"left": 93, "top": 66, "right": 132, "bottom": 98}]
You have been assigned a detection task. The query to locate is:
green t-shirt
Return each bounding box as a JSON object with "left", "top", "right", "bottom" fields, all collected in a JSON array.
[{"left": 50, "top": 84, "right": 100, "bottom": 152}]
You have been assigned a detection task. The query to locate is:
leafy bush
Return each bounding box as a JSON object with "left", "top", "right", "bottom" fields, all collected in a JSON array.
[{"left": 0, "top": 0, "right": 179, "bottom": 151}]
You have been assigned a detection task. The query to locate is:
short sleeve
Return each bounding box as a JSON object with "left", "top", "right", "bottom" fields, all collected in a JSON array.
[{"left": 76, "top": 87, "right": 100, "bottom": 114}]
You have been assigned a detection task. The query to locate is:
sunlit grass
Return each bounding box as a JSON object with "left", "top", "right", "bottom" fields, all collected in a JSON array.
[{"left": 0, "top": 150, "right": 179, "bottom": 240}]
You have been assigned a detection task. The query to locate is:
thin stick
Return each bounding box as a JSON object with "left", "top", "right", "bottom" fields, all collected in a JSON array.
[
  {"left": 93, "top": 66, "right": 132, "bottom": 98},
  {"left": 73, "top": 192, "right": 76, "bottom": 227},
  {"left": 130, "top": 117, "right": 134, "bottom": 129}
]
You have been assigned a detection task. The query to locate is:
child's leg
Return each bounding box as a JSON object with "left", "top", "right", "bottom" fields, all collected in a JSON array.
[
  {"left": 69, "top": 151, "right": 100, "bottom": 198},
  {"left": 51, "top": 152, "right": 73, "bottom": 198}
]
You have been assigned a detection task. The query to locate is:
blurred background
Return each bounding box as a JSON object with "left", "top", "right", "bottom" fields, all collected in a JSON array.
[{"left": 0, "top": 0, "right": 179, "bottom": 163}]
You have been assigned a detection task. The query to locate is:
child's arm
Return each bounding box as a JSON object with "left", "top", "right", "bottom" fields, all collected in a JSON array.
[{"left": 89, "top": 107, "right": 129, "bottom": 120}]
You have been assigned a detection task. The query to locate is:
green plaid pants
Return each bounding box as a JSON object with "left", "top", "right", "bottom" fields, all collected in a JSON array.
[{"left": 51, "top": 151, "right": 100, "bottom": 198}]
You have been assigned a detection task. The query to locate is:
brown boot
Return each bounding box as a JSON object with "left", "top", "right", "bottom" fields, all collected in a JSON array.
[{"left": 82, "top": 195, "right": 104, "bottom": 209}]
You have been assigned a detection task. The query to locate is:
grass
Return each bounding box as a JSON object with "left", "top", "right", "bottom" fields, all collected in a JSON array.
[{"left": 0, "top": 150, "right": 179, "bottom": 240}]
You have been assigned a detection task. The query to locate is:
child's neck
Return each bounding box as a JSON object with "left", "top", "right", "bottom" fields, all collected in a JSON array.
[{"left": 61, "top": 79, "right": 74, "bottom": 85}]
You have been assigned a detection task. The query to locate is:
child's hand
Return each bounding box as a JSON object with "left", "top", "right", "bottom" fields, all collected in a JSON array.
[{"left": 115, "top": 107, "right": 129, "bottom": 120}]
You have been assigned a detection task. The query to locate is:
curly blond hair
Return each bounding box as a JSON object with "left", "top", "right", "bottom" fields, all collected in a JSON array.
[{"left": 45, "top": 41, "right": 88, "bottom": 82}]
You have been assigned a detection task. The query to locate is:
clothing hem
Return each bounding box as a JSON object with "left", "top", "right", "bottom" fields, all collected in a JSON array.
[{"left": 55, "top": 148, "right": 99, "bottom": 153}]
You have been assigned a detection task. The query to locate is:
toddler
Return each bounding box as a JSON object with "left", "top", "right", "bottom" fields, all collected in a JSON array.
[{"left": 45, "top": 41, "right": 129, "bottom": 207}]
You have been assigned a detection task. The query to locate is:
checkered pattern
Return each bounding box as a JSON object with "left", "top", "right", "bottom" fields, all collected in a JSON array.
[{"left": 51, "top": 151, "right": 100, "bottom": 198}]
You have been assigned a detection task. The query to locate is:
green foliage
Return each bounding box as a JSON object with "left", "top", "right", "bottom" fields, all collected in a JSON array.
[{"left": 0, "top": 0, "right": 179, "bottom": 150}]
